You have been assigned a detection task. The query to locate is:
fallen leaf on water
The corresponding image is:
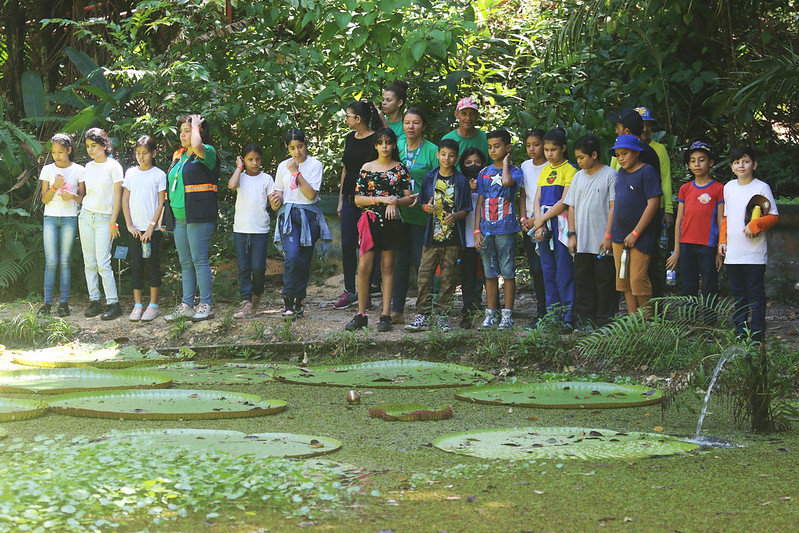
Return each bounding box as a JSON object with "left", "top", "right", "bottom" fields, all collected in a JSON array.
[
  {"left": 761, "top": 501, "right": 772, "bottom": 506},
  {"left": 534, "top": 490, "right": 544, "bottom": 494},
  {"left": 653, "top": 426, "right": 664, "bottom": 432},
  {"left": 527, "top": 417, "right": 539, "bottom": 421},
  {"left": 780, "top": 496, "right": 792, "bottom": 501}
]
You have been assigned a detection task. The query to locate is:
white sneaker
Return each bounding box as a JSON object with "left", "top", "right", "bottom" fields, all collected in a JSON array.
[
  {"left": 191, "top": 303, "right": 214, "bottom": 322},
  {"left": 436, "top": 316, "right": 451, "bottom": 332},
  {"left": 479, "top": 309, "right": 498, "bottom": 329},
  {"left": 498, "top": 308, "right": 514, "bottom": 330},
  {"left": 129, "top": 305, "right": 143, "bottom": 322},
  {"left": 165, "top": 303, "right": 194, "bottom": 322},
  {"left": 405, "top": 314, "right": 429, "bottom": 332},
  {"left": 233, "top": 300, "right": 253, "bottom": 319}
]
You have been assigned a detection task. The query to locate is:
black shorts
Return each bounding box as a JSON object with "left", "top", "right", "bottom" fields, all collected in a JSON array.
[{"left": 363, "top": 216, "right": 407, "bottom": 252}]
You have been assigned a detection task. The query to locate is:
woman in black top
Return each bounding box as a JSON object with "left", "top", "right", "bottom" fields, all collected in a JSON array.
[{"left": 334, "top": 101, "right": 382, "bottom": 309}]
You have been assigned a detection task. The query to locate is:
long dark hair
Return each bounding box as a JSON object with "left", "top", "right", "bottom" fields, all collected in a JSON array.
[
  {"left": 180, "top": 114, "right": 212, "bottom": 144},
  {"left": 374, "top": 127, "right": 401, "bottom": 163},
  {"left": 85, "top": 127, "right": 112, "bottom": 156},
  {"left": 51, "top": 133, "right": 76, "bottom": 162},
  {"left": 385, "top": 80, "right": 409, "bottom": 106},
  {"left": 285, "top": 128, "right": 307, "bottom": 146},
  {"left": 347, "top": 101, "right": 382, "bottom": 131}
]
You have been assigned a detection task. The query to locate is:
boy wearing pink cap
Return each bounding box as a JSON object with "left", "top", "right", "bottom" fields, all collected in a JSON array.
[{"left": 441, "top": 97, "right": 490, "bottom": 168}]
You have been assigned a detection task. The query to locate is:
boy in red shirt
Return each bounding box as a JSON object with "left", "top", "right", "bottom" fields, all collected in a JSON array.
[{"left": 666, "top": 141, "right": 724, "bottom": 309}]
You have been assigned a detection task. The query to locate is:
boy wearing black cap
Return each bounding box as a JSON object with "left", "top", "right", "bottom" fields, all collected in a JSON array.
[
  {"left": 608, "top": 135, "right": 662, "bottom": 316},
  {"left": 665, "top": 141, "right": 724, "bottom": 306}
]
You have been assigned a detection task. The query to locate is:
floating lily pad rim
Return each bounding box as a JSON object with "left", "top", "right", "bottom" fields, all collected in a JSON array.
[
  {"left": 0, "top": 397, "right": 50, "bottom": 422},
  {"left": 0, "top": 368, "right": 174, "bottom": 394},
  {"left": 47, "top": 389, "right": 287, "bottom": 420},
  {"left": 273, "top": 359, "right": 494, "bottom": 388},
  {"left": 454, "top": 381, "right": 662, "bottom": 409},
  {"left": 368, "top": 403, "right": 454, "bottom": 421}
]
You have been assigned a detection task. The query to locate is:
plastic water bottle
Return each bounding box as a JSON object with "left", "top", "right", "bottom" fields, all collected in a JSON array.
[
  {"left": 659, "top": 222, "right": 669, "bottom": 250},
  {"left": 142, "top": 241, "right": 152, "bottom": 259},
  {"left": 619, "top": 247, "right": 630, "bottom": 279},
  {"left": 666, "top": 252, "right": 676, "bottom": 285}
]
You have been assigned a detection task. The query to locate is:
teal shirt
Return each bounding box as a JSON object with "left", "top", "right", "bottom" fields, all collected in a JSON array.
[
  {"left": 167, "top": 145, "right": 217, "bottom": 220},
  {"left": 399, "top": 138, "right": 438, "bottom": 226},
  {"left": 441, "top": 129, "right": 489, "bottom": 171},
  {"left": 387, "top": 119, "right": 405, "bottom": 143}
]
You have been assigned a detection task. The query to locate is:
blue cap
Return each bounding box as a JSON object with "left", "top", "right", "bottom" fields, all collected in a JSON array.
[
  {"left": 609, "top": 134, "right": 644, "bottom": 158},
  {"left": 684, "top": 140, "right": 714, "bottom": 164},
  {"left": 634, "top": 106, "right": 655, "bottom": 122}
]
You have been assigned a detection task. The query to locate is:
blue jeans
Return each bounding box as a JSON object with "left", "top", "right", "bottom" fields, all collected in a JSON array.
[
  {"left": 282, "top": 208, "right": 320, "bottom": 300},
  {"left": 481, "top": 233, "right": 517, "bottom": 279},
  {"left": 234, "top": 232, "right": 269, "bottom": 301},
  {"left": 726, "top": 264, "right": 767, "bottom": 339},
  {"left": 391, "top": 223, "right": 425, "bottom": 313},
  {"left": 174, "top": 219, "right": 215, "bottom": 305},
  {"left": 78, "top": 209, "right": 118, "bottom": 304},
  {"left": 43, "top": 215, "right": 77, "bottom": 304},
  {"left": 679, "top": 243, "right": 718, "bottom": 298}
]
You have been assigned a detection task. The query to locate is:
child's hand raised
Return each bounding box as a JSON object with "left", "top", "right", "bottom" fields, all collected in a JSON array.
[
  {"left": 53, "top": 174, "right": 66, "bottom": 189},
  {"left": 235, "top": 156, "right": 244, "bottom": 170},
  {"left": 286, "top": 158, "right": 299, "bottom": 174}
]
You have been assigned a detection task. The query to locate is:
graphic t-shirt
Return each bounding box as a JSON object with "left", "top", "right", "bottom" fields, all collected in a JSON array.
[
  {"left": 723, "top": 178, "right": 778, "bottom": 265},
  {"left": 563, "top": 165, "right": 617, "bottom": 253},
  {"left": 432, "top": 176, "right": 457, "bottom": 245},
  {"left": 611, "top": 163, "right": 663, "bottom": 254},
  {"left": 476, "top": 164, "right": 522, "bottom": 236},
  {"left": 355, "top": 163, "right": 412, "bottom": 217},
  {"left": 232, "top": 171, "right": 275, "bottom": 234},
  {"left": 40, "top": 162, "right": 84, "bottom": 217},
  {"left": 677, "top": 179, "right": 724, "bottom": 247},
  {"left": 124, "top": 166, "right": 167, "bottom": 231}
]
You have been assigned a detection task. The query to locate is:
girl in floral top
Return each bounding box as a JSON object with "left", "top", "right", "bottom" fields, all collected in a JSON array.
[{"left": 345, "top": 128, "right": 417, "bottom": 333}]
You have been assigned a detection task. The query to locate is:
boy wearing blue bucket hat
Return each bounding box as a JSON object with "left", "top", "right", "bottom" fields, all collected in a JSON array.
[{"left": 608, "top": 135, "right": 662, "bottom": 316}]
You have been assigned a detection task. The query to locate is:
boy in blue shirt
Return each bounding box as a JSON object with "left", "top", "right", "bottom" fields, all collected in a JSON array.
[
  {"left": 406, "top": 139, "right": 472, "bottom": 332},
  {"left": 474, "top": 129, "right": 523, "bottom": 329}
]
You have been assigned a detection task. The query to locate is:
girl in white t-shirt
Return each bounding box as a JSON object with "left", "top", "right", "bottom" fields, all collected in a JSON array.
[
  {"left": 79, "top": 127, "right": 124, "bottom": 320},
  {"left": 122, "top": 135, "right": 167, "bottom": 322},
  {"left": 228, "top": 143, "right": 276, "bottom": 319},
  {"left": 270, "top": 129, "right": 330, "bottom": 318},
  {"left": 39, "top": 133, "right": 86, "bottom": 317},
  {"left": 518, "top": 128, "right": 548, "bottom": 324}
]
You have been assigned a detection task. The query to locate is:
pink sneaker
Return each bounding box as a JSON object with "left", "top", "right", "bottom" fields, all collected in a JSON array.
[
  {"left": 129, "top": 306, "right": 143, "bottom": 321},
  {"left": 333, "top": 291, "right": 358, "bottom": 309}
]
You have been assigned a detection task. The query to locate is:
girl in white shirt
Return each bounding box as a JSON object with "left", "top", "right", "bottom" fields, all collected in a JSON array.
[
  {"left": 122, "top": 135, "right": 167, "bottom": 322},
  {"left": 79, "top": 127, "right": 124, "bottom": 320},
  {"left": 228, "top": 143, "right": 276, "bottom": 319},
  {"left": 39, "top": 133, "right": 85, "bottom": 317}
]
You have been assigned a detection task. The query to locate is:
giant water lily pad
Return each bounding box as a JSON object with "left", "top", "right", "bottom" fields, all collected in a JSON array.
[
  {"left": 455, "top": 381, "right": 662, "bottom": 408},
  {"left": 13, "top": 342, "right": 193, "bottom": 369},
  {"left": 0, "top": 368, "right": 172, "bottom": 394},
  {"left": 273, "top": 360, "right": 494, "bottom": 388},
  {"left": 433, "top": 427, "right": 699, "bottom": 460},
  {"left": 369, "top": 403, "right": 453, "bottom": 421},
  {"left": 96, "top": 429, "right": 341, "bottom": 458},
  {"left": 0, "top": 398, "right": 49, "bottom": 421},
  {"left": 139, "top": 362, "right": 290, "bottom": 385},
  {"left": 48, "top": 389, "right": 286, "bottom": 420}
]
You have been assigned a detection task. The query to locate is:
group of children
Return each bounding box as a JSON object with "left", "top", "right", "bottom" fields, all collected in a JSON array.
[{"left": 37, "top": 99, "right": 779, "bottom": 341}]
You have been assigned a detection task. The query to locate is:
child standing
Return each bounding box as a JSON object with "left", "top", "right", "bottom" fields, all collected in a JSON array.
[
  {"left": 458, "top": 147, "right": 486, "bottom": 328},
  {"left": 79, "top": 127, "right": 124, "bottom": 321},
  {"left": 228, "top": 144, "right": 276, "bottom": 319},
  {"left": 563, "top": 135, "right": 618, "bottom": 329},
  {"left": 122, "top": 136, "right": 167, "bottom": 322},
  {"left": 474, "top": 129, "right": 523, "bottom": 330},
  {"left": 718, "top": 146, "right": 779, "bottom": 341},
  {"left": 532, "top": 127, "right": 577, "bottom": 326},
  {"left": 441, "top": 97, "right": 489, "bottom": 170},
  {"left": 666, "top": 141, "right": 724, "bottom": 307},
  {"left": 518, "top": 129, "right": 548, "bottom": 326},
  {"left": 345, "top": 128, "right": 415, "bottom": 332},
  {"left": 39, "top": 133, "right": 85, "bottom": 317},
  {"left": 405, "top": 139, "right": 471, "bottom": 332},
  {"left": 271, "top": 129, "right": 331, "bottom": 318},
  {"left": 608, "top": 135, "right": 662, "bottom": 316}
]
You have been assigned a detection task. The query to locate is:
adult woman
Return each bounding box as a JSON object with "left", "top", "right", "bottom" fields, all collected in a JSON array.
[
  {"left": 381, "top": 81, "right": 408, "bottom": 140},
  {"left": 345, "top": 128, "right": 415, "bottom": 332},
  {"left": 333, "top": 101, "right": 382, "bottom": 309},
  {"left": 164, "top": 114, "right": 220, "bottom": 322},
  {"left": 390, "top": 107, "right": 438, "bottom": 323}
]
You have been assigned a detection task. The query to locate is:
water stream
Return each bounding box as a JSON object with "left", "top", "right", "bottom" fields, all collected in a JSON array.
[{"left": 694, "top": 345, "right": 748, "bottom": 441}]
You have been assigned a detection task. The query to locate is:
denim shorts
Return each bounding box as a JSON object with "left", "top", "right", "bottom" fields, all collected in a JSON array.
[{"left": 481, "top": 233, "right": 516, "bottom": 279}]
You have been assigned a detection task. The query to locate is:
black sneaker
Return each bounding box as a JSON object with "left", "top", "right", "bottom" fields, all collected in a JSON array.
[
  {"left": 369, "top": 285, "right": 382, "bottom": 297},
  {"left": 294, "top": 300, "right": 305, "bottom": 318},
  {"left": 459, "top": 314, "right": 473, "bottom": 329},
  {"left": 345, "top": 313, "right": 368, "bottom": 331},
  {"left": 85, "top": 300, "right": 103, "bottom": 317},
  {"left": 57, "top": 302, "right": 70, "bottom": 317},
  {"left": 37, "top": 303, "right": 52, "bottom": 316},
  {"left": 101, "top": 303, "right": 123, "bottom": 321},
  {"left": 377, "top": 314, "right": 392, "bottom": 332}
]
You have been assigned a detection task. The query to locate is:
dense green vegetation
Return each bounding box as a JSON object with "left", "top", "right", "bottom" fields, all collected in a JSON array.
[{"left": 1, "top": 0, "right": 798, "bottom": 297}]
